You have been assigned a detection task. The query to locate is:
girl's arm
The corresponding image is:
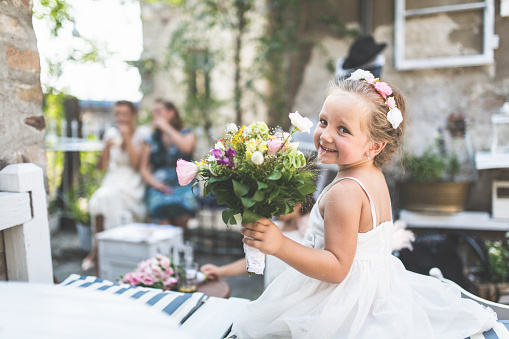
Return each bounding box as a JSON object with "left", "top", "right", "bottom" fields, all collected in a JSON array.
[
  {"left": 165, "top": 125, "right": 196, "bottom": 155},
  {"left": 97, "top": 139, "right": 113, "bottom": 171},
  {"left": 139, "top": 143, "right": 170, "bottom": 192},
  {"left": 200, "top": 258, "right": 247, "bottom": 279},
  {"left": 118, "top": 124, "right": 141, "bottom": 170},
  {"left": 242, "top": 181, "right": 363, "bottom": 284}
]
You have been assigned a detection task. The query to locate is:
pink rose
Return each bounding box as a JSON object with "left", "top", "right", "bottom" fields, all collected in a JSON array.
[
  {"left": 165, "top": 268, "right": 174, "bottom": 277},
  {"left": 365, "top": 74, "right": 376, "bottom": 84},
  {"left": 142, "top": 276, "right": 156, "bottom": 286},
  {"left": 374, "top": 82, "right": 392, "bottom": 98},
  {"left": 386, "top": 97, "right": 396, "bottom": 109},
  {"left": 176, "top": 159, "right": 198, "bottom": 186},
  {"left": 130, "top": 273, "right": 142, "bottom": 286},
  {"left": 267, "top": 139, "right": 284, "bottom": 155},
  {"left": 163, "top": 277, "right": 178, "bottom": 287}
]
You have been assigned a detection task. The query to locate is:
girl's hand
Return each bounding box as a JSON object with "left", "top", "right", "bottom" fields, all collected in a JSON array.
[
  {"left": 153, "top": 117, "right": 170, "bottom": 132},
  {"left": 200, "top": 264, "right": 220, "bottom": 280},
  {"left": 241, "top": 217, "right": 285, "bottom": 256},
  {"left": 117, "top": 123, "right": 131, "bottom": 139}
]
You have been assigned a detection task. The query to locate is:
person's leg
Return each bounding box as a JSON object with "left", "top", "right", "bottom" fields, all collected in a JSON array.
[
  {"left": 158, "top": 219, "right": 170, "bottom": 225},
  {"left": 81, "top": 214, "right": 104, "bottom": 273}
]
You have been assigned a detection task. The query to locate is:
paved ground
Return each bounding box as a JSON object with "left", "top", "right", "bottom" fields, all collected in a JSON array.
[{"left": 50, "top": 225, "right": 264, "bottom": 300}]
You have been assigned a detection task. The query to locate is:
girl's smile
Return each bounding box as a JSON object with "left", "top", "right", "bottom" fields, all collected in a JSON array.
[{"left": 314, "top": 91, "right": 372, "bottom": 167}]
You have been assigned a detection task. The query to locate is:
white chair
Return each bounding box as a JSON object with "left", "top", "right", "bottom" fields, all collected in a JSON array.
[{"left": 0, "top": 163, "right": 53, "bottom": 283}]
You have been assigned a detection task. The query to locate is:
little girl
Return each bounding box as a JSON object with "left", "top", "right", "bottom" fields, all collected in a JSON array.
[{"left": 231, "top": 70, "right": 497, "bottom": 338}]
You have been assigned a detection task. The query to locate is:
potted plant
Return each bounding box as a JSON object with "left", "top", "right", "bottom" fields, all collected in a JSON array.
[
  {"left": 399, "top": 133, "right": 472, "bottom": 213},
  {"left": 472, "top": 237, "right": 509, "bottom": 302}
]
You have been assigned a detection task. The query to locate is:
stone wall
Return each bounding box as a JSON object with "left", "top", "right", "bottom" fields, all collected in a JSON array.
[{"left": 0, "top": 0, "right": 45, "bottom": 280}]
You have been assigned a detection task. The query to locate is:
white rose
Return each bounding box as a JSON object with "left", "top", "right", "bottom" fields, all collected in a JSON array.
[
  {"left": 289, "top": 111, "right": 313, "bottom": 133},
  {"left": 289, "top": 142, "right": 299, "bottom": 149},
  {"left": 283, "top": 132, "right": 291, "bottom": 142},
  {"left": 226, "top": 123, "right": 238, "bottom": 134},
  {"left": 243, "top": 126, "right": 252, "bottom": 138},
  {"left": 251, "top": 151, "right": 264, "bottom": 165},
  {"left": 214, "top": 141, "right": 225, "bottom": 151},
  {"left": 207, "top": 155, "right": 217, "bottom": 162},
  {"left": 387, "top": 108, "right": 403, "bottom": 129},
  {"left": 349, "top": 69, "right": 372, "bottom": 81}
]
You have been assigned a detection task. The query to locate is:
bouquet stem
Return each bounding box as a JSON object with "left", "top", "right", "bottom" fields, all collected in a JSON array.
[{"left": 243, "top": 235, "right": 265, "bottom": 275}]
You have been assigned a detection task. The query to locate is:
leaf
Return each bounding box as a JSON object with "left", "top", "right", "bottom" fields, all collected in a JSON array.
[
  {"left": 298, "top": 183, "right": 316, "bottom": 195},
  {"left": 257, "top": 181, "right": 268, "bottom": 189},
  {"left": 241, "top": 197, "right": 256, "bottom": 208},
  {"left": 267, "top": 170, "right": 282, "bottom": 180},
  {"left": 232, "top": 179, "right": 250, "bottom": 197},
  {"left": 252, "top": 190, "right": 265, "bottom": 202},
  {"left": 242, "top": 209, "right": 263, "bottom": 224},
  {"left": 268, "top": 187, "right": 280, "bottom": 201},
  {"left": 208, "top": 175, "right": 229, "bottom": 184},
  {"left": 222, "top": 208, "right": 239, "bottom": 225}
]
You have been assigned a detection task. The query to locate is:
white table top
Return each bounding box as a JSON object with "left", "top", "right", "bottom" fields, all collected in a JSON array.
[
  {"left": 0, "top": 282, "right": 195, "bottom": 339},
  {"left": 96, "top": 223, "right": 183, "bottom": 244},
  {"left": 399, "top": 209, "right": 509, "bottom": 231},
  {"left": 475, "top": 151, "right": 509, "bottom": 170}
]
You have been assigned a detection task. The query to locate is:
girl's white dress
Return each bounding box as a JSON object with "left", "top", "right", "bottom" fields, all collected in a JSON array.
[
  {"left": 232, "top": 177, "right": 497, "bottom": 339},
  {"left": 89, "top": 127, "right": 149, "bottom": 230}
]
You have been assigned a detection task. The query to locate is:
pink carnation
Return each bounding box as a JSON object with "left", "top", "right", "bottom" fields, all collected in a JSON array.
[
  {"left": 176, "top": 159, "right": 198, "bottom": 186},
  {"left": 267, "top": 139, "right": 285, "bottom": 155},
  {"left": 365, "top": 74, "right": 376, "bottom": 84},
  {"left": 374, "top": 82, "right": 392, "bottom": 98},
  {"left": 386, "top": 97, "right": 396, "bottom": 109},
  {"left": 163, "top": 277, "right": 178, "bottom": 287},
  {"left": 142, "top": 276, "right": 156, "bottom": 286}
]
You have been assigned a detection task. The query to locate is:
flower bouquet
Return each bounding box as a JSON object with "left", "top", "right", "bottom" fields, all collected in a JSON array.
[
  {"left": 177, "top": 112, "right": 316, "bottom": 274},
  {"left": 119, "top": 254, "right": 181, "bottom": 290}
]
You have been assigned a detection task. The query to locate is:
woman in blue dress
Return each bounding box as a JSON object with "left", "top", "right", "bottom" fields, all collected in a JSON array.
[{"left": 140, "top": 100, "right": 197, "bottom": 227}]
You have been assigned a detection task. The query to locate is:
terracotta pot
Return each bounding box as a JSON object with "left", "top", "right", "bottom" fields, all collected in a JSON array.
[{"left": 399, "top": 182, "right": 473, "bottom": 213}]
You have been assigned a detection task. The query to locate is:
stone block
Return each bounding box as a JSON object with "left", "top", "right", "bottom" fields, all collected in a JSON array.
[
  {"left": 0, "top": 13, "right": 24, "bottom": 36},
  {"left": 13, "top": 0, "right": 31, "bottom": 9},
  {"left": 16, "top": 83, "right": 42, "bottom": 102},
  {"left": 24, "top": 116, "right": 45, "bottom": 131},
  {"left": 5, "top": 46, "right": 40, "bottom": 73},
  {"left": 15, "top": 145, "right": 47, "bottom": 166}
]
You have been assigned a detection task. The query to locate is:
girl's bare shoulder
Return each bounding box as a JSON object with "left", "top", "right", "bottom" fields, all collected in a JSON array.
[{"left": 319, "top": 179, "right": 366, "bottom": 217}]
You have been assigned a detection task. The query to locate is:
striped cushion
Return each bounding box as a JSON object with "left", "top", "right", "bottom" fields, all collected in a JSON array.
[
  {"left": 466, "top": 321, "right": 509, "bottom": 339},
  {"left": 59, "top": 274, "right": 206, "bottom": 324}
]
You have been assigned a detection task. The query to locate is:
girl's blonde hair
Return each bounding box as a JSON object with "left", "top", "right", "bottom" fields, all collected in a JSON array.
[{"left": 327, "top": 77, "right": 407, "bottom": 168}]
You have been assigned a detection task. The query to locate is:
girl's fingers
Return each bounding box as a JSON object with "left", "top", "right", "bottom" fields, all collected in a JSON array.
[
  {"left": 241, "top": 227, "right": 263, "bottom": 240},
  {"left": 242, "top": 237, "right": 259, "bottom": 248}
]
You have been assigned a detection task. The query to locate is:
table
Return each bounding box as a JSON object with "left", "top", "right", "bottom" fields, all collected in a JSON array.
[
  {"left": 0, "top": 281, "right": 194, "bottom": 339},
  {"left": 197, "top": 278, "right": 230, "bottom": 298}
]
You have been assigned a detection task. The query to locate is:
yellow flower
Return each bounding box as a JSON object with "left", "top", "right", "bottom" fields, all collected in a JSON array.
[
  {"left": 246, "top": 139, "right": 257, "bottom": 153},
  {"left": 245, "top": 151, "right": 252, "bottom": 160}
]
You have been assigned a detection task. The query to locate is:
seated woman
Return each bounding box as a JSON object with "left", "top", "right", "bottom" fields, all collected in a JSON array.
[
  {"left": 140, "top": 100, "right": 197, "bottom": 227},
  {"left": 82, "top": 100, "right": 149, "bottom": 272},
  {"left": 200, "top": 200, "right": 313, "bottom": 288}
]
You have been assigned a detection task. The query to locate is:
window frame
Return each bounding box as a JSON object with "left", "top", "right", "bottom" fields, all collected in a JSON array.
[{"left": 394, "top": 0, "right": 496, "bottom": 70}]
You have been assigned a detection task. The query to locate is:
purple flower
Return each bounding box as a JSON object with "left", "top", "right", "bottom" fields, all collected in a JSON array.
[
  {"left": 218, "top": 158, "right": 230, "bottom": 166},
  {"left": 225, "top": 147, "right": 236, "bottom": 158},
  {"left": 210, "top": 148, "right": 222, "bottom": 159}
]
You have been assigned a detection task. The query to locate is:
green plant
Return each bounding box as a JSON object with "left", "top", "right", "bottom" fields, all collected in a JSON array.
[
  {"left": 403, "top": 144, "right": 461, "bottom": 183},
  {"left": 485, "top": 238, "right": 509, "bottom": 283},
  {"left": 66, "top": 181, "right": 100, "bottom": 225}
]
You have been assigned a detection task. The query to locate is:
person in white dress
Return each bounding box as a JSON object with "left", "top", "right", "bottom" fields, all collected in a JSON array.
[
  {"left": 82, "top": 101, "right": 150, "bottom": 272},
  {"left": 231, "top": 71, "right": 497, "bottom": 338}
]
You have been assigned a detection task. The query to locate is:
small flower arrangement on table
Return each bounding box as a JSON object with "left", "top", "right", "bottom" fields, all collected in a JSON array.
[
  {"left": 119, "top": 254, "right": 181, "bottom": 291},
  {"left": 177, "top": 112, "right": 317, "bottom": 274}
]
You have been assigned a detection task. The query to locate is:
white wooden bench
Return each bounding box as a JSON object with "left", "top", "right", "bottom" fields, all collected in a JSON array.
[{"left": 0, "top": 163, "right": 53, "bottom": 283}]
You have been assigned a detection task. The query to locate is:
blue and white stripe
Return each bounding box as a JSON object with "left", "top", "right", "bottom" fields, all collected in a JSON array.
[
  {"left": 466, "top": 321, "right": 509, "bottom": 339},
  {"left": 59, "top": 274, "right": 206, "bottom": 324}
]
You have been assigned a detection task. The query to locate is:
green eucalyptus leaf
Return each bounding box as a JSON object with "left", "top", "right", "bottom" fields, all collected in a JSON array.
[
  {"left": 241, "top": 197, "right": 256, "bottom": 208},
  {"left": 242, "top": 209, "right": 263, "bottom": 224},
  {"left": 257, "top": 181, "right": 268, "bottom": 189},
  {"left": 269, "top": 187, "right": 280, "bottom": 201},
  {"left": 232, "top": 179, "right": 250, "bottom": 197},
  {"left": 252, "top": 190, "right": 265, "bottom": 202},
  {"left": 267, "top": 170, "right": 282, "bottom": 180},
  {"left": 222, "top": 208, "right": 238, "bottom": 225},
  {"left": 209, "top": 175, "right": 229, "bottom": 184}
]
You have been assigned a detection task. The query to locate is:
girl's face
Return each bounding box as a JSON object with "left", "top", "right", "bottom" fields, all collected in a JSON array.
[
  {"left": 152, "top": 102, "right": 174, "bottom": 122},
  {"left": 114, "top": 104, "right": 135, "bottom": 125},
  {"left": 313, "top": 91, "right": 372, "bottom": 166}
]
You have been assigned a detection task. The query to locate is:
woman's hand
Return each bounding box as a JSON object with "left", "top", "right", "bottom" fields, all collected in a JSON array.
[
  {"left": 117, "top": 123, "right": 131, "bottom": 139},
  {"left": 153, "top": 181, "right": 173, "bottom": 194},
  {"left": 241, "top": 217, "right": 285, "bottom": 256},
  {"left": 153, "top": 117, "right": 170, "bottom": 132},
  {"left": 200, "top": 264, "right": 220, "bottom": 280}
]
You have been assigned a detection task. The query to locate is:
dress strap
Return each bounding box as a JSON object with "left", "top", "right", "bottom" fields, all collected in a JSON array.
[{"left": 317, "top": 177, "right": 377, "bottom": 230}]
